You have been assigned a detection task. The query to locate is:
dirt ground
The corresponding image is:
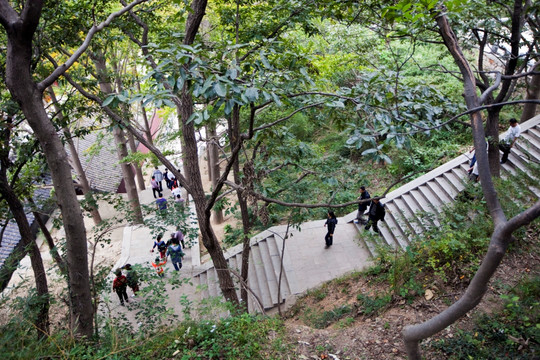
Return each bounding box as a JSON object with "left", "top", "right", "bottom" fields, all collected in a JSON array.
[{"left": 282, "top": 234, "right": 540, "bottom": 359}]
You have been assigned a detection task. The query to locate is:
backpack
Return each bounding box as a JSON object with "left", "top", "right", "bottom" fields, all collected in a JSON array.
[{"left": 158, "top": 241, "right": 167, "bottom": 252}]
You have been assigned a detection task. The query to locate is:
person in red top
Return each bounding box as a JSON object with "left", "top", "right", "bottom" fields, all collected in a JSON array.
[{"left": 112, "top": 269, "right": 129, "bottom": 306}]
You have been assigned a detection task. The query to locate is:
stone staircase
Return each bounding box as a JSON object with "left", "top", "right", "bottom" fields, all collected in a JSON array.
[
  {"left": 194, "top": 233, "right": 293, "bottom": 312},
  {"left": 352, "top": 115, "right": 540, "bottom": 257},
  {"left": 193, "top": 115, "right": 540, "bottom": 313}
]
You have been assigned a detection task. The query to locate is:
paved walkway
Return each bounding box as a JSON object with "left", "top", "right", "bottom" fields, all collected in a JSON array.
[{"left": 106, "top": 180, "right": 372, "bottom": 323}]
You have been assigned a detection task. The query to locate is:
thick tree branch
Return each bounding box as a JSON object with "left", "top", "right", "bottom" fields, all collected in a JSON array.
[
  {"left": 0, "top": 0, "right": 20, "bottom": 27},
  {"left": 223, "top": 172, "right": 416, "bottom": 209},
  {"left": 38, "top": 0, "right": 148, "bottom": 91},
  {"left": 478, "top": 72, "right": 502, "bottom": 104},
  {"left": 63, "top": 73, "right": 193, "bottom": 195}
]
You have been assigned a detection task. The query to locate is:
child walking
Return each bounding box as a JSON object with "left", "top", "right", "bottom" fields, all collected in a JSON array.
[
  {"left": 112, "top": 269, "right": 129, "bottom": 306},
  {"left": 123, "top": 264, "right": 139, "bottom": 296},
  {"left": 151, "top": 234, "right": 167, "bottom": 259},
  {"left": 152, "top": 256, "right": 167, "bottom": 277}
]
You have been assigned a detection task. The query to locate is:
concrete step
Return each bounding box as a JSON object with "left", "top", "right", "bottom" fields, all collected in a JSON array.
[
  {"left": 527, "top": 127, "right": 540, "bottom": 143},
  {"left": 227, "top": 255, "right": 242, "bottom": 300},
  {"left": 247, "top": 248, "right": 262, "bottom": 312},
  {"left": 391, "top": 197, "right": 423, "bottom": 236},
  {"left": 434, "top": 175, "right": 459, "bottom": 200},
  {"left": 378, "top": 209, "right": 409, "bottom": 250},
  {"left": 409, "top": 189, "right": 440, "bottom": 227},
  {"left": 521, "top": 132, "right": 540, "bottom": 151},
  {"left": 387, "top": 199, "right": 422, "bottom": 238},
  {"left": 257, "top": 239, "right": 279, "bottom": 305},
  {"left": 401, "top": 193, "right": 428, "bottom": 231},
  {"left": 449, "top": 168, "right": 467, "bottom": 191},
  {"left": 266, "top": 235, "right": 291, "bottom": 299},
  {"left": 417, "top": 183, "right": 443, "bottom": 213},
  {"left": 514, "top": 141, "right": 540, "bottom": 167},
  {"left": 208, "top": 267, "right": 219, "bottom": 298},
  {"left": 376, "top": 220, "right": 399, "bottom": 248},
  {"left": 425, "top": 179, "right": 453, "bottom": 205},
  {"left": 384, "top": 202, "right": 413, "bottom": 246},
  {"left": 506, "top": 151, "right": 538, "bottom": 181},
  {"left": 198, "top": 271, "right": 209, "bottom": 298},
  {"left": 250, "top": 244, "right": 273, "bottom": 309},
  {"left": 353, "top": 222, "right": 377, "bottom": 257}
]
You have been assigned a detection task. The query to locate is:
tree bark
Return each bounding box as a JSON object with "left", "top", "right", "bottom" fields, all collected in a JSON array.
[
  {"left": 114, "top": 63, "right": 146, "bottom": 191},
  {"left": 521, "top": 61, "right": 540, "bottom": 122},
  {"left": 402, "top": 11, "right": 533, "bottom": 359},
  {"left": 92, "top": 54, "right": 144, "bottom": 224},
  {"left": 0, "top": 128, "right": 50, "bottom": 338},
  {"left": 230, "top": 105, "right": 251, "bottom": 311},
  {"left": 178, "top": 87, "right": 239, "bottom": 305},
  {"left": 208, "top": 124, "right": 224, "bottom": 224},
  {"left": 47, "top": 87, "right": 103, "bottom": 225},
  {"left": 127, "top": 131, "right": 146, "bottom": 190},
  {"left": 483, "top": 0, "right": 524, "bottom": 177},
  {"left": 1, "top": 9, "right": 94, "bottom": 335},
  {"left": 0, "top": 174, "right": 50, "bottom": 338},
  {"left": 28, "top": 197, "right": 67, "bottom": 274}
]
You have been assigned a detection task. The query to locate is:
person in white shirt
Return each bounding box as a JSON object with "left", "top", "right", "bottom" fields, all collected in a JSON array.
[{"left": 499, "top": 118, "right": 521, "bottom": 164}]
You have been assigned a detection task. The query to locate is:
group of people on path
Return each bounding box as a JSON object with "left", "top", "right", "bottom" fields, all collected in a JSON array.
[
  {"left": 325, "top": 118, "right": 522, "bottom": 247},
  {"left": 323, "top": 185, "right": 386, "bottom": 248},
  {"left": 151, "top": 166, "right": 185, "bottom": 211},
  {"left": 151, "top": 230, "right": 186, "bottom": 275},
  {"left": 112, "top": 264, "right": 139, "bottom": 306}
]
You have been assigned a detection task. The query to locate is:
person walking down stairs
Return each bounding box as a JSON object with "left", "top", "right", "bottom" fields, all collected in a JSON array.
[
  {"left": 356, "top": 186, "right": 371, "bottom": 224},
  {"left": 499, "top": 118, "right": 521, "bottom": 164},
  {"left": 324, "top": 211, "right": 338, "bottom": 248},
  {"left": 364, "top": 197, "right": 385, "bottom": 234}
]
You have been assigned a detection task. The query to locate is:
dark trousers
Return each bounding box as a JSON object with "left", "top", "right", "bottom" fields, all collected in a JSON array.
[
  {"left": 158, "top": 180, "right": 163, "bottom": 191},
  {"left": 499, "top": 143, "right": 511, "bottom": 163},
  {"left": 325, "top": 232, "right": 333, "bottom": 246},
  {"left": 365, "top": 218, "right": 380, "bottom": 233},
  {"left": 152, "top": 187, "right": 162, "bottom": 198},
  {"left": 165, "top": 179, "right": 171, "bottom": 189},
  {"left": 116, "top": 287, "right": 128, "bottom": 305},
  {"left": 172, "top": 261, "right": 183, "bottom": 271}
]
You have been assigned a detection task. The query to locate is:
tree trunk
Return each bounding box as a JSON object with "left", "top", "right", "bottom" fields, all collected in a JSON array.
[
  {"left": 127, "top": 131, "right": 146, "bottom": 190},
  {"left": 0, "top": 167, "right": 50, "bottom": 338},
  {"left": 92, "top": 54, "right": 144, "bottom": 224},
  {"left": 114, "top": 63, "right": 146, "bottom": 191},
  {"left": 521, "top": 62, "right": 540, "bottom": 122},
  {"left": 206, "top": 125, "right": 213, "bottom": 182},
  {"left": 230, "top": 106, "right": 251, "bottom": 312},
  {"left": 208, "top": 124, "right": 224, "bottom": 224},
  {"left": 486, "top": 109, "right": 501, "bottom": 177},
  {"left": 28, "top": 197, "right": 67, "bottom": 274},
  {"left": 47, "top": 88, "right": 103, "bottom": 225},
  {"left": 178, "top": 89, "right": 239, "bottom": 305},
  {"left": 402, "top": 12, "right": 518, "bottom": 359},
  {"left": 4, "top": 28, "right": 94, "bottom": 336},
  {"left": 113, "top": 127, "right": 144, "bottom": 224}
]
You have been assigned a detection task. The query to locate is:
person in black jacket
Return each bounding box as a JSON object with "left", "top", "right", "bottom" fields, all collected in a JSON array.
[
  {"left": 356, "top": 186, "right": 371, "bottom": 224},
  {"left": 365, "top": 197, "right": 385, "bottom": 234},
  {"left": 324, "top": 211, "right": 338, "bottom": 248}
]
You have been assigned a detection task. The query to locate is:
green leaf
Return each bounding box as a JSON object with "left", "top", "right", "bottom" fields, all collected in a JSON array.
[
  {"left": 245, "top": 87, "right": 259, "bottom": 102},
  {"left": 102, "top": 95, "right": 115, "bottom": 107},
  {"left": 214, "top": 83, "right": 227, "bottom": 97}
]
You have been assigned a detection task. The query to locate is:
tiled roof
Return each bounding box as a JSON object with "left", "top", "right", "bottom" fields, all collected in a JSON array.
[{"left": 68, "top": 131, "right": 124, "bottom": 193}]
